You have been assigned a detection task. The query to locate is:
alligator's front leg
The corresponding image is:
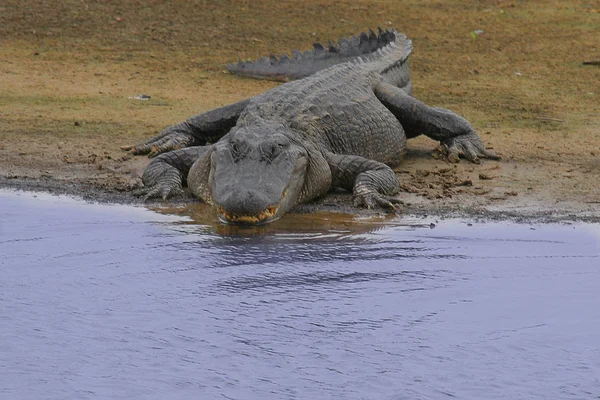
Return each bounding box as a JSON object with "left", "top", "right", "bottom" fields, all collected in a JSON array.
[
  {"left": 325, "top": 152, "right": 401, "bottom": 210},
  {"left": 375, "top": 82, "right": 499, "bottom": 163},
  {"left": 122, "top": 98, "right": 250, "bottom": 157},
  {"left": 140, "top": 146, "right": 211, "bottom": 200}
]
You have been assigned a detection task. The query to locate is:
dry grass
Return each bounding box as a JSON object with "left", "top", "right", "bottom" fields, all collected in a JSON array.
[{"left": 1, "top": 0, "right": 599, "bottom": 215}]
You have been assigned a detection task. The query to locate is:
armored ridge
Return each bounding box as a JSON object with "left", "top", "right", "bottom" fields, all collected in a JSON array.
[{"left": 227, "top": 28, "right": 411, "bottom": 81}]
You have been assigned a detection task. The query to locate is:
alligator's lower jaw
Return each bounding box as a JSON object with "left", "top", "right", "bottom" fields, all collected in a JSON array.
[{"left": 217, "top": 205, "right": 280, "bottom": 225}]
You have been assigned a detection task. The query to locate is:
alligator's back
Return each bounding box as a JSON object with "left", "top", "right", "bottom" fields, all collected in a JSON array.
[
  {"left": 234, "top": 30, "right": 414, "bottom": 166},
  {"left": 227, "top": 28, "right": 412, "bottom": 88}
]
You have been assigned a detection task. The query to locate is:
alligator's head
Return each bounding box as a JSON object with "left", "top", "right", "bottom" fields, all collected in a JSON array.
[{"left": 193, "top": 122, "right": 328, "bottom": 225}]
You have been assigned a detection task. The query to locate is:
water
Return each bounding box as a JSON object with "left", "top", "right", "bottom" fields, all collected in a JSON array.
[{"left": 1, "top": 190, "right": 599, "bottom": 400}]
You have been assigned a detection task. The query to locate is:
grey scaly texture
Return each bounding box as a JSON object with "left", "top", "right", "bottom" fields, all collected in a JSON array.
[
  {"left": 227, "top": 28, "right": 406, "bottom": 81},
  {"left": 126, "top": 28, "right": 498, "bottom": 224}
]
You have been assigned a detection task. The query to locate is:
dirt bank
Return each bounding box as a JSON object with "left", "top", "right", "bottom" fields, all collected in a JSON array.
[{"left": 1, "top": 0, "right": 599, "bottom": 222}]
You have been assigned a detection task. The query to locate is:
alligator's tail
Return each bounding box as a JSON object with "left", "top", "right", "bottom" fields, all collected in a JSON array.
[{"left": 227, "top": 28, "right": 412, "bottom": 82}]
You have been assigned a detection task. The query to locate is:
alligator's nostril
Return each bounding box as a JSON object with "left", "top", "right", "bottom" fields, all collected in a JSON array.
[{"left": 220, "top": 189, "right": 270, "bottom": 216}]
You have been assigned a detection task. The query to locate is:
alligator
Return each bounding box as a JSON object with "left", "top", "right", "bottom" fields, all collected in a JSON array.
[{"left": 122, "top": 28, "right": 499, "bottom": 225}]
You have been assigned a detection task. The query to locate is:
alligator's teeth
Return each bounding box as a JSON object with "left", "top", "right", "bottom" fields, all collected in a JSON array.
[{"left": 218, "top": 205, "right": 279, "bottom": 224}]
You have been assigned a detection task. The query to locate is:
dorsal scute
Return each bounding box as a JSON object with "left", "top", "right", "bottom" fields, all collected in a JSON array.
[
  {"left": 227, "top": 28, "right": 412, "bottom": 81},
  {"left": 355, "top": 30, "right": 412, "bottom": 74}
]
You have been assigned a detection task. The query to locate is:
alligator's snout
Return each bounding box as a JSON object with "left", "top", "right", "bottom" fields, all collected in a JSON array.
[
  {"left": 216, "top": 190, "right": 280, "bottom": 225},
  {"left": 207, "top": 126, "right": 310, "bottom": 225}
]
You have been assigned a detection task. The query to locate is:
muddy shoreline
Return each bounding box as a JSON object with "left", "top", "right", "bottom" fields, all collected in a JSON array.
[{"left": 3, "top": 175, "right": 599, "bottom": 225}]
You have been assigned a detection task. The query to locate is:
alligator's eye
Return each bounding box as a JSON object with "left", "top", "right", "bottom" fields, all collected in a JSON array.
[
  {"left": 261, "top": 141, "right": 287, "bottom": 162},
  {"left": 230, "top": 141, "right": 241, "bottom": 159},
  {"left": 270, "top": 143, "right": 282, "bottom": 158}
]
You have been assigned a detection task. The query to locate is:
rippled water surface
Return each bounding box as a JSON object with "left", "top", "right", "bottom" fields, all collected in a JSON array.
[{"left": 1, "top": 190, "right": 599, "bottom": 400}]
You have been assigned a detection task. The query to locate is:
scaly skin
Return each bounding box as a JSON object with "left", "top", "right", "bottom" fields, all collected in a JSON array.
[{"left": 124, "top": 29, "right": 499, "bottom": 224}]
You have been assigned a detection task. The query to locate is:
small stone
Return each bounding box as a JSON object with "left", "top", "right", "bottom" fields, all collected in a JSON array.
[{"left": 473, "top": 188, "right": 491, "bottom": 195}]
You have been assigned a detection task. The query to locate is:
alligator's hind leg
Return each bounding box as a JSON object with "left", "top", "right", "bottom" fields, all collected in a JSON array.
[
  {"left": 140, "top": 146, "right": 211, "bottom": 200},
  {"left": 325, "top": 152, "right": 401, "bottom": 210},
  {"left": 374, "top": 82, "right": 499, "bottom": 163},
  {"left": 122, "top": 98, "right": 250, "bottom": 157}
]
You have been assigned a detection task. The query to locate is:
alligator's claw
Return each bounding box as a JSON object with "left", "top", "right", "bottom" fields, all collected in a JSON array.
[
  {"left": 134, "top": 183, "right": 185, "bottom": 201},
  {"left": 121, "top": 130, "right": 196, "bottom": 158},
  {"left": 137, "top": 166, "right": 186, "bottom": 201},
  {"left": 353, "top": 192, "right": 402, "bottom": 212},
  {"left": 441, "top": 132, "right": 500, "bottom": 164}
]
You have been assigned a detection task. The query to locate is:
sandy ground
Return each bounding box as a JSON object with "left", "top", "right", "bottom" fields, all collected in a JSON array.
[{"left": 1, "top": 0, "right": 599, "bottom": 222}]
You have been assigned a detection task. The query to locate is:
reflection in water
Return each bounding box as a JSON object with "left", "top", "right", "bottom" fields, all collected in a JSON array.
[{"left": 1, "top": 190, "right": 599, "bottom": 400}]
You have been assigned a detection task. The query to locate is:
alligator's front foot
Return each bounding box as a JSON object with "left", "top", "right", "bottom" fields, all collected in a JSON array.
[
  {"left": 441, "top": 132, "right": 500, "bottom": 164},
  {"left": 353, "top": 191, "right": 402, "bottom": 212},
  {"left": 121, "top": 128, "right": 197, "bottom": 157},
  {"left": 137, "top": 166, "right": 185, "bottom": 201},
  {"left": 135, "top": 182, "right": 185, "bottom": 201}
]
